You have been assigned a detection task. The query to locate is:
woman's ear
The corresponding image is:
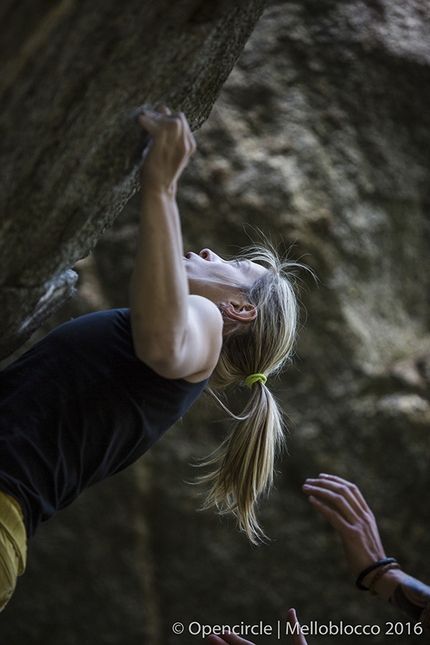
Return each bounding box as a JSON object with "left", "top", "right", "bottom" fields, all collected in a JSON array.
[{"left": 221, "top": 301, "right": 257, "bottom": 323}]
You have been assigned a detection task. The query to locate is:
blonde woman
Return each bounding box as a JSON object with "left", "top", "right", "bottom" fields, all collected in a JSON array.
[{"left": 0, "top": 108, "right": 300, "bottom": 610}]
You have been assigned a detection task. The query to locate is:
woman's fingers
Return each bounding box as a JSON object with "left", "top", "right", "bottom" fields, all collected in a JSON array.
[
  {"left": 137, "top": 112, "right": 162, "bottom": 135},
  {"left": 138, "top": 107, "right": 180, "bottom": 129},
  {"left": 138, "top": 110, "right": 195, "bottom": 150},
  {"left": 137, "top": 108, "right": 176, "bottom": 134},
  {"left": 137, "top": 108, "right": 174, "bottom": 132},
  {"left": 137, "top": 107, "right": 196, "bottom": 191}
]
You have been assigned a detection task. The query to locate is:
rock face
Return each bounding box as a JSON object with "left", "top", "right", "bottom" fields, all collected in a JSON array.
[
  {"left": 0, "top": 0, "right": 267, "bottom": 359},
  {"left": 2, "top": 1, "right": 430, "bottom": 644}
]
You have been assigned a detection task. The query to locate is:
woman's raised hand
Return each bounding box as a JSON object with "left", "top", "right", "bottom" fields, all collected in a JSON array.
[{"left": 138, "top": 107, "right": 196, "bottom": 195}]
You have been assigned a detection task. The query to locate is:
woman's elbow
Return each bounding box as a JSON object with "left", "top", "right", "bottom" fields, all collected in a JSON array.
[{"left": 133, "top": 334, "right": 185, "bottom": 379}]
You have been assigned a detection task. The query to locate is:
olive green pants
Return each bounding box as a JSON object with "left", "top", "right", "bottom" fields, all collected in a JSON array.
[{"left": 0, "top": 491, "right": 27, "bottom": 611}]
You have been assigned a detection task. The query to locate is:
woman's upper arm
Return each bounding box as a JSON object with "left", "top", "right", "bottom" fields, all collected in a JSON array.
[{"left": 136, "top": 295, "right": 223, "bottom": 381}]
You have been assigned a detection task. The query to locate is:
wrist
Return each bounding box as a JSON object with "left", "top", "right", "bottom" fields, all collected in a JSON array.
[
  {"left": 366, "top": 567, "right": 405, "bottom": 600},
  {"left": 141, "top": 177, "right": 177, "bottom": 200},
  {"left": 356, "top": 558, "right": 397, "bottom": 591}
]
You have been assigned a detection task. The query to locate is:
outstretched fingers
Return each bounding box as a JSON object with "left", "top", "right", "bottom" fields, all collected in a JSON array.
[
  {"left": 318, "top": 474, "right": 370, "bottom": 512},
  {"left": 303, "top": 473, "right": 372, "bottom": 524},
  {"left": 303, "top": 473, "right": 386, "bottom": 577},
  {"left": 302, "top": 479, "right": 360, "bottom": 529}
]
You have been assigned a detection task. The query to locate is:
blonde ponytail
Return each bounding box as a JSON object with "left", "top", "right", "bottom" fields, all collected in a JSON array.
[{"left": 196, "top": 244, "right": 301, "bottom": 544}]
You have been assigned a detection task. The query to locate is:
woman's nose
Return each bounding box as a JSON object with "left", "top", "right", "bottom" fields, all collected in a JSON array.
[{"left": 199, "top": 248, "right": 216, "bottom": 261}]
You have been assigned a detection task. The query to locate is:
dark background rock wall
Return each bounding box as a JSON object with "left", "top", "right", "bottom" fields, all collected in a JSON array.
[{"left": 2, "top": 1, "right": 430, "bottom": 644}]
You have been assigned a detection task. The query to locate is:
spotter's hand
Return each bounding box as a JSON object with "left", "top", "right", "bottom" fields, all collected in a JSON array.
[
  {"left": 302, "top": 474, "right": 386, "bottom": 580},
  {"left": 206, "top": 610, "right": 308, "bottom": 645}
]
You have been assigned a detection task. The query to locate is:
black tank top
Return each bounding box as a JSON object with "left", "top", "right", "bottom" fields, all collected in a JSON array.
[{"left": 0, "top": 309, "right": 209, "bottom": 537}]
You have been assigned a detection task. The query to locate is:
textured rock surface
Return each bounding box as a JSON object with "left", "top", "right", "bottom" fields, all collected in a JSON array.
[
  {"left": 0, "top": 0, "right": 267, "bottom": 359},
  {"left": 2, "top": 1, "right": 430, "bottom": 644}
]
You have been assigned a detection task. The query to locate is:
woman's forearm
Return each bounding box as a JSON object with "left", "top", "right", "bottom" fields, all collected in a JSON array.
[{"left": 130, "top": 184, "right": 189, "bottom": 368}]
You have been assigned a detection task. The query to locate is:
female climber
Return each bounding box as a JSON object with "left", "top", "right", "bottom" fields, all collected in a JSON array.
[{"left": 0, "top": 107, "right": 300, "bottom": 610}]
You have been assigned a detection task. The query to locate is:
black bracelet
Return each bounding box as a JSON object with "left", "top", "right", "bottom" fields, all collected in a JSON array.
[{"left": 356, "top": 558, "right": 398, "bottom": 590}]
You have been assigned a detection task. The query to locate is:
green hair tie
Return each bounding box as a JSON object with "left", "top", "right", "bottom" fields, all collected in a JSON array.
[{"left": 245, "top": 373, "right": 267, "bottom": 389}]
